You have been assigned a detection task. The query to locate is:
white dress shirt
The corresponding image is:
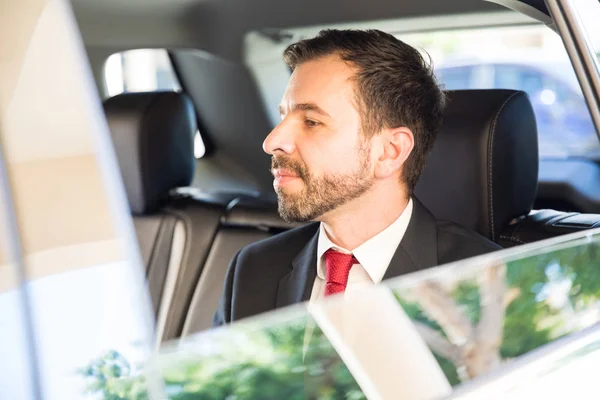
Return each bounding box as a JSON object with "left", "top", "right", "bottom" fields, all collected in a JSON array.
[{"left": 309, "top": 198, "right": 413, "bottom": 302}]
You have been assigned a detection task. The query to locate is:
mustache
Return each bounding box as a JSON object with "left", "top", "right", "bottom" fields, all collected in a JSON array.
[{"left": 271, "top": 156, "right": 307, "bottom": 178}]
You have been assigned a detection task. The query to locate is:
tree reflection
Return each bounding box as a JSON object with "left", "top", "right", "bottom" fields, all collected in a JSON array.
[{"left": 397, "top": 240, "right": 600, "bottom": 385}]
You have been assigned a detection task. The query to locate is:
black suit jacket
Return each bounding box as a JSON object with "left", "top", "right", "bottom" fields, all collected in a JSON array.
[{"left": 213, "top": 198, "right": 501, "bottom": 325}]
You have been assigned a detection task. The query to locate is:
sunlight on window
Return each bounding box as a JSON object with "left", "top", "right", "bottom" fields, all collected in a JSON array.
[
  {"left": 194, "top": 131, "right": 206, "bottom": 159},
  {"left": 540, "top": 89, "right": 557, "bottom": 105},
  {"left": 104, "top": 49, "right": 180, "bottom": 96},
  {"left": 104, "top": 53, "right": 124, "bottom": 97}
]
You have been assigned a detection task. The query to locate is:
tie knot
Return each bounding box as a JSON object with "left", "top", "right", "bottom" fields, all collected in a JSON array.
[{"left": 323, "top": 249, "right": 357, "bottom": 296}]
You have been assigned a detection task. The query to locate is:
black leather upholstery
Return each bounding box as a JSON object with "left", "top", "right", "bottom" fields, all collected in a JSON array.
[
  {"left": 104, "top": 92, "right": 196, "bottom": 215},
  {"left": 172, "top": 50, "right": 274, "bottom": 195},
  {"left": 499, "top": 209, "right": 600, "bottom": 247},
  {"left": 415, "top": 89, "right": 539, "bottom": 242},
  {"left": 104, "top": 91, "right": 228, "bottom": 339}
]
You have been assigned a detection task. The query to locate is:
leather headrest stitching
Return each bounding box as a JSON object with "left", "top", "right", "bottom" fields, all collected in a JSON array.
[{"left": 414, "top": 89, "right": 539, "bottom": 241}]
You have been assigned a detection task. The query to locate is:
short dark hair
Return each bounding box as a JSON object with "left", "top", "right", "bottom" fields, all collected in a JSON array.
[{"left": 283, "top": 29, "right": 446, "bottom": 193}]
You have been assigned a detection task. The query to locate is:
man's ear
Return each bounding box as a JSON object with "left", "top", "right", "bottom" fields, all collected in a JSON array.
[{"left": 374, "top": 127, "right": 414, "bottom": 179}]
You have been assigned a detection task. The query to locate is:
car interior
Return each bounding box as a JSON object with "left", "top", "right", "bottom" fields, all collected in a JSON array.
[{"left": 72, "top": 0, "right": 600, "bottom": 341}]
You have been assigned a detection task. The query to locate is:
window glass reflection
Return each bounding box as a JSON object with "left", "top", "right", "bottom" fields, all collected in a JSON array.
[{"left": 146, "top": 230, "right": 600, "bottom": 398}]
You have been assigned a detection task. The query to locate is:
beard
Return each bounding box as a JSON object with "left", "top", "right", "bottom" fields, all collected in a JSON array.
[{"left": 271, "top": 146, "right": 373, "bottom": 223}]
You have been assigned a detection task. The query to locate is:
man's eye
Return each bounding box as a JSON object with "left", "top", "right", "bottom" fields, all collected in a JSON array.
[{"left": 305, "top": 119, "right": 319, "bottom": 127}]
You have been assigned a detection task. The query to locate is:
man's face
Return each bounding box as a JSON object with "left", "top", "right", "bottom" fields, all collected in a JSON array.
[{"left": 263, "top": 55, "right": 375, "bottom": 222}]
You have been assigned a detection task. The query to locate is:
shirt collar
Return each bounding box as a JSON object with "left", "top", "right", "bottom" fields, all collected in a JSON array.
[{"left": 316, "top": 198, "right": 413, "bottom": 283}]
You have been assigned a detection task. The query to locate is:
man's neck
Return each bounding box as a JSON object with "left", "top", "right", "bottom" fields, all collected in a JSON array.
[{"left": 320, "top": 186, "right": 410, "bottom": 251}]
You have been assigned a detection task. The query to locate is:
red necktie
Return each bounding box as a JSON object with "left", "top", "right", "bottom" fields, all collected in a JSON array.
[{"left": 323, "top": 248, "right": 357, "bottom": 297}]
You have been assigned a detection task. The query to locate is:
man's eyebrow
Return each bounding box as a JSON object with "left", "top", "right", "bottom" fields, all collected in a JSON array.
[{"left": 278, "top": 103, "right": 331, "bottom": 117}]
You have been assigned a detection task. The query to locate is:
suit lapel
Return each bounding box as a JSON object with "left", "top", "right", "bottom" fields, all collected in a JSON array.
[
  {"left": 275, "top": 198, "right": 438, "bottom": 306},
  {"left": 383, "top": 198, "right": 439, "bottom": 281},
  {"left": 275, "top": 229, "right": 319, "bottom": 308}
]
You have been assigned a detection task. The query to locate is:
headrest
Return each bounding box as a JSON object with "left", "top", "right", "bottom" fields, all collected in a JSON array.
[
  {"left": 104, "top": 92, "right": 196, "bottom": 215},
  {"left": 414, "top": 89, "right": 539, "bottom": 242}
]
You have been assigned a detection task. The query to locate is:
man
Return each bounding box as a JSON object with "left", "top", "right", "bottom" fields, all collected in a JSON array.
[{"left": 213, "top": 29, "right": 500, "bottom": 325}]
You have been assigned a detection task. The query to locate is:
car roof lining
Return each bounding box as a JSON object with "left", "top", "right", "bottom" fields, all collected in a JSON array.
[{"left": 74, "top": 0, "right": 514, "bottom": 61}]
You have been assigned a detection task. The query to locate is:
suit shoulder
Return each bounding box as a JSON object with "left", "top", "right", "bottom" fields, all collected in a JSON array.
[
  {"left": 436, "top": 220, "right": 501, "bottom": 264},
  {"left": 217, "top": 222, "right": 319, "bottom": 323}
]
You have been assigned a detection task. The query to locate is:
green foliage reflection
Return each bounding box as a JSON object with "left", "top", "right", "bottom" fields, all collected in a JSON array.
[
  {"left": 397, "top": 240, "right": 600, "bottom": 385},
  {"left": 81, "top": 320, "right": 365, "bottom": 399}
]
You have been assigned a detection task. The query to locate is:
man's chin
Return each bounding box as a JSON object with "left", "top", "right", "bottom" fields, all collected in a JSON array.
[
  {"left": 278, "top": 211, "right": 311, "bottom": 224},
  {"left": 277, "top": 199, "right": 310, "bottom": 223},
  {"left": 274, "top": 182, "right": 304, "bottom": 200}
]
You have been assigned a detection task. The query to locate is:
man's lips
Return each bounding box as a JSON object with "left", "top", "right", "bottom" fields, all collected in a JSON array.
[
  {"left": 272, "top": 168, "right": 300, "bottom": 178},
  {"left": 272, "top": 169, "right": 302, "bottom": 186}
]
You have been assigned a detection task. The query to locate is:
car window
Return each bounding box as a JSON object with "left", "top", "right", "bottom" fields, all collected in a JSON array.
[
  {"left": 245, "top": 15, "right": 600, "bottom": 160},
  {"left": 435, "top": 66, "right": 476, "bottom": 90},
  {"left": 104, "top": 49, "right": 180, "bottom": 96},
  {"left": 493, "top": 64, "right": 544, "bottom": 94},
  {"left": 145, "top": 228, "right": 600, "bottom": 399},
  {"left": 400, "top": 24, "right": 600, "bottom": 159},
  {"left": 104, "top": 49, "right": 206, "bottom": 159}
]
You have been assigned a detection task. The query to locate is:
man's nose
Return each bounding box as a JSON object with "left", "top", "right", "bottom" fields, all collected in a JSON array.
[{"left": 263, "top": 120, "right": 296, "bottom": 155}]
